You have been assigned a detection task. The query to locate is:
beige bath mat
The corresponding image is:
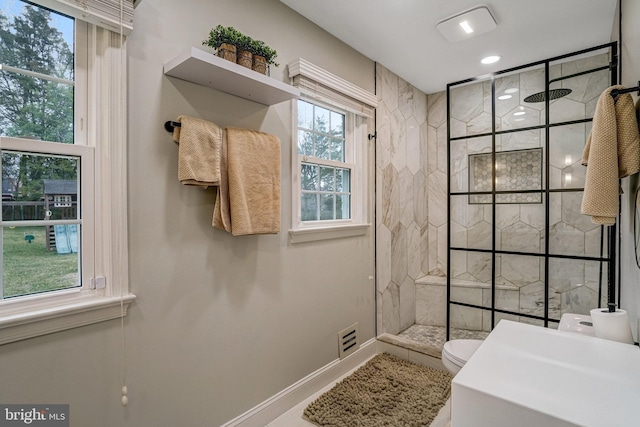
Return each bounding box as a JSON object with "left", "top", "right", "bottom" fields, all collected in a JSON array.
[{"left": 303, "top": 353, "right": 452, "bottom": 427}]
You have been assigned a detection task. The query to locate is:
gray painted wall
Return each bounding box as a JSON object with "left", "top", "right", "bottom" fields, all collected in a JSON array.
[{"left": 0, "top": 1, "right": 376, "bottom": 425}]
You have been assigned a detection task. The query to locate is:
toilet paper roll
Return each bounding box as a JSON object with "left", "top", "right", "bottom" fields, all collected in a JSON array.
[{"left": 589, "top": 308, "right": 634, "bottom": 344}]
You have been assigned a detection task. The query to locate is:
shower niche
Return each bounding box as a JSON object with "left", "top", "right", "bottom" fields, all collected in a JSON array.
[{"left": 444, "top": 42, "right": 617, "bottom": 341}]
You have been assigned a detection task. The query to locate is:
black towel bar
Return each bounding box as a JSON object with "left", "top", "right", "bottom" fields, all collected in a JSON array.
[
  {"left": 164, "top": 121, "right": 181, "bottom": 132},
  {"left": 610, "top": 81, "right": 640, "bottom": 98}
]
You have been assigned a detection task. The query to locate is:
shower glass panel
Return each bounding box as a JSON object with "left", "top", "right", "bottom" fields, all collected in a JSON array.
[
  {"left": 446, "top": 42, "right": 617, "bottom": 340},
  {"left": 449, "top": 80, "right": 489, "bottom": 139},
  {"left": 449, "top": 305, "right": 490, "bottom": 340},
  {"left": 496, "top": 66, "right": 546, "bottom": 132},
  {"left": 548, "top": 50, "right": 611, "bottom": 125}
]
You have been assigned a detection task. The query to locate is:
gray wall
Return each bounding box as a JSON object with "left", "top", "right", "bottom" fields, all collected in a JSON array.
[{"left": 0, "top": 1, "right": 376, "bottom": 425}]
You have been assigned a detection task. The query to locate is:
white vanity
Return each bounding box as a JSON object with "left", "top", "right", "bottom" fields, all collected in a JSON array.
[{"left": 451, "top": 320, "right": 640, "bottom": 427}]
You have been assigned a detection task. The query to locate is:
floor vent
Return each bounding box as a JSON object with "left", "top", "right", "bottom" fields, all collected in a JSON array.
[{"left": 338, "top": 322, "right": 359, "bottom": 359}]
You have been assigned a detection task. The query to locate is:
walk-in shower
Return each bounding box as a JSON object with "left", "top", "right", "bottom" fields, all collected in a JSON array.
[
  {"left": 378, "top": 42, "right": 619, "bottom": 353},
  {"left": 444, "top": 42, "right": 617, "bottom": 341}
]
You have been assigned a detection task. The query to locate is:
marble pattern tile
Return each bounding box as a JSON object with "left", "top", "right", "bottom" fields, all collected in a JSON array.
[
  {"left": 391, "top": 223, "right": 408, "bottom": 285},
  {"left": 450, "top": 82, "right": 483, "bottom": 123},
  {"left": 390, "top": 109, "right": 407, "bottom": 171},
  {"left": 451, "top": 304, "right": 483, "bottom": 331},
  {"left": 549, "top": 221, "right": 585, "bottom": 256},
  {"left": 376, "top": 224, "right": 392, "bottom": 293},
  {"left": 381, "top": 164, "right": 399, "bottom": 229},
  {"left": 428, "top": 170, "right": 447, "bottom": 227},
  {"left": 416, "top": 284, "right": 446, "bottom": 326},
  {"left": 413, "top": 171, "right": 428, "bottom": 225},
  {"left": 399, "top": 167, "right": 415, "bottom": 227},
  {"left": 406, "top": 117, "right": 421, "bottom": 174},
  {"left": 400, "top": 276, "right": 416, "bottom": 330},
  {"left": 500, "top": 221, "right": 542, "bottom": 253},
  {"left": 379, "top": 66, "right": 399, "bottom": 112},
  {"left": 500, "top": 254, "right": 540, "bottom": 287},
  {"left": 427, "top": 92, "right": 446, "bottom": 128},
  {"left": 382, "top": 283, "right": 401, "bottom": 334},
  {"left": 519, "top": 202, "right": 545, "bottom": 230},
  {"left": 407, "top": 223, "right": 421, "bottom": 280}
]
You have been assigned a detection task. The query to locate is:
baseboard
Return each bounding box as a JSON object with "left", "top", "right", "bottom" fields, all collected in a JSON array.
[{"left": 220, "top": 338, "right": 377, "bottom": 427}]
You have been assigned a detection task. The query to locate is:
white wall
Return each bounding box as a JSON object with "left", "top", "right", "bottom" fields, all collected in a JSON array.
[
  {"left": 619, "top": 0, "right": 640, "bottom": 341},
  {"left": 0, "top": 1, "right": 376, "bottom": 425}
]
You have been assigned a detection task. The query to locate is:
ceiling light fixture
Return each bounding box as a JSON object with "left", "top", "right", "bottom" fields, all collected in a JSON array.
[
  {"left": 481, "top": 55, "right": 500, "bottom": 64},
  {"left": 459, "top": 21, "right": 474, "bottom": 34},
  {"left": 436, "top": 5, "right": 497, "bottom": 43}
]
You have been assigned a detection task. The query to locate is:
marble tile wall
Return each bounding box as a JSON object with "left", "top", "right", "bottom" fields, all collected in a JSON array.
[{"left": 376, "top": 64, "right": 429, "bottom": 335}]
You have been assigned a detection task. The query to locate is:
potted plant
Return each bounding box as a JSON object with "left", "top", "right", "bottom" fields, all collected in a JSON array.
[
  {"left": 235, "top": 34, "right": 253, "bottom": 69},
  {"left": 249, "top": 39, "right": 279, "bottom": 75},
  {"left": 202, "top": 25, "right": 244, "bottom": 63}
]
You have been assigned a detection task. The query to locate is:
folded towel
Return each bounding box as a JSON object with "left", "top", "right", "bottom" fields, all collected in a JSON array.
[
  {"left": 173, "top": 115, "right": 223, "bottom": 188},
  {"left": 213, "top": 127, "right": 281, "bottom": 236},
  {"left": 581, "top": 86, "right": 640, "bottom": 225}
]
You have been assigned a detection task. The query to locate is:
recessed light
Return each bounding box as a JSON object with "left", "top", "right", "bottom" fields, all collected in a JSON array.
[
  {"left": 505, "top": 88, "right": 519, "bottom": 94},
  {"left": 481, "top": 55, "right": 501, "bottom": 64},
  {"left": 498, "top": 95, "right": 512, "bottom": 100},
  {"left": 459, "top": 21, "right": 474, "bottom": 34},
  {"left": 513, "top": 111, "right": 526, "bottom": 116}
]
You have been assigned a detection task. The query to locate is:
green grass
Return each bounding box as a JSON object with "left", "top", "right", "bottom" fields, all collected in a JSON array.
[{"left": 3, "top": 226, "right": 78, "bottom": 298}]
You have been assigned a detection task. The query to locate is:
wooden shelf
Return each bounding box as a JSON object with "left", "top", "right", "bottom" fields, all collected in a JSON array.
[{"left": 163, "top": 47, "right": 299, "bottom": 106}]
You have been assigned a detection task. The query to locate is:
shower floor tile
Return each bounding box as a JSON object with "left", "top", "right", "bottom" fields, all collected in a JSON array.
[{"left": 398, "top": 324, "right": 490, "bottom": 349}]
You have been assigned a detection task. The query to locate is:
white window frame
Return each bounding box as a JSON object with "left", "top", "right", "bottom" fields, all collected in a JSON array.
[
  {"left": 0, "top": 6, "right": 134, "bottom": 345},
  {"left": 288, "top": 59, "right": 376, "bottom": 243}
]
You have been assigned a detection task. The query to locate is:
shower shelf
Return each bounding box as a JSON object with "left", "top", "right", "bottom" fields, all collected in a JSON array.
[{"left": 163, "top": 47, "right": 299, "bottom": 106}]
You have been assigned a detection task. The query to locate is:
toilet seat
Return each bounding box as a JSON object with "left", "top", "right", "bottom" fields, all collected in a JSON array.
[{"left": 442, "top": 339, "right": 483, "bottom": 367}]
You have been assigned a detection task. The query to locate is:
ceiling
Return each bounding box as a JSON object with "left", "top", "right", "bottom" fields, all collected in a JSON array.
[{"left": 279, "top": 0, "right": 618, "bottom": 94}]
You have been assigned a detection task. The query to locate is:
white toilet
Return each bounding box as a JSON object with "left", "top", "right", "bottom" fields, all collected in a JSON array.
[
  {"left": 442, "top": 313, "right": 596, "bottom": 376},
  {"left": 441, "top": 339, "right": 483, "bottom": 375}
]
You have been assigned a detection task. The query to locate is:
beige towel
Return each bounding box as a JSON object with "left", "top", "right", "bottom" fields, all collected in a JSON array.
[
  {"left": 581, "top": 86, "right": 640, "bottom": 225},
  {"left": 213, "top": 127, "right": 281, "bottom": 235},
  {"left": 173, "top": 115, "right": 223, "bottom": 188},
  {"left": 213, "top": 131, "right": 231, "bottom": 232}
]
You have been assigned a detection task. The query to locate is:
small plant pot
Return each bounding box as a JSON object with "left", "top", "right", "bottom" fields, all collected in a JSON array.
[
  {"left": 217, "top": 43, "right": 237, "bottom": 63},
  {"left": 237, "top": 50, "right": 253, "bottom": 69},
  {"left": 252, "top": 55, "right": 267, "bottom": 74}
]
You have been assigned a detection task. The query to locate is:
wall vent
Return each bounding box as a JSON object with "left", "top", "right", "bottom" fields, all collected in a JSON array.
[{"left": 338, "top": 322, "right": 359, "bottom": 359}]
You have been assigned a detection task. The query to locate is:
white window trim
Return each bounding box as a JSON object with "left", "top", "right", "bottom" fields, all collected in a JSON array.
[
  {"left": 288, "top": 59, "right": 376, "bottom": 243},
  {"left": 0, "top": 18, "right": 134, "bottom": 345}
]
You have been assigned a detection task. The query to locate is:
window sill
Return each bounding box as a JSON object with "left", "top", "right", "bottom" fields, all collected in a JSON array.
[
  {"left": 0, "top": 293, "right": 136, "bottom": 345},
  {"left": 289, "top": 223, "right": 370, "bottom": 243}
]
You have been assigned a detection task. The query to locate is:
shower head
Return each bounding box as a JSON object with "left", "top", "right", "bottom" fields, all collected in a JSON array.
[{"left": 523, "top": 88, "right": 572, "bottom": 103}]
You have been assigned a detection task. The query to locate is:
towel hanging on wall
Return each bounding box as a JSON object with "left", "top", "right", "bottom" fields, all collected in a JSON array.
[
  {"left": 213, "top": 127, "right": 281, "bottom": 236},
  {"left": 172, "top": 115, "right": 223, "bottom": 188},
  {"left": 581, "top": 85, "right": 640, "bottom": 225}
]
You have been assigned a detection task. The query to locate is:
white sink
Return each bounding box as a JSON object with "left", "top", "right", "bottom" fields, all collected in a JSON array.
[{"left": 451, "top": 320, "right": 640, "bottom": 427}]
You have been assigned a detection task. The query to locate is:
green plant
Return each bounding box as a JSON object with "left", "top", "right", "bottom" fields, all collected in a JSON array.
[
  {"left": 202, "top": 25, "right": 244, "bottom": 50},
  {"left": 249, "top": 39, "right": 279, "bottom": 67}
]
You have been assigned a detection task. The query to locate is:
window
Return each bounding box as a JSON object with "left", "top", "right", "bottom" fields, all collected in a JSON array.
[
  {"left": 298, "top": 99, "right": 352, "bottom": 222},
  {"left": 289, "top": 59, "right": 377, "bottom": 243},
  {"left": 0, "top": 0, "right": 133, "bottom": 345}
]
